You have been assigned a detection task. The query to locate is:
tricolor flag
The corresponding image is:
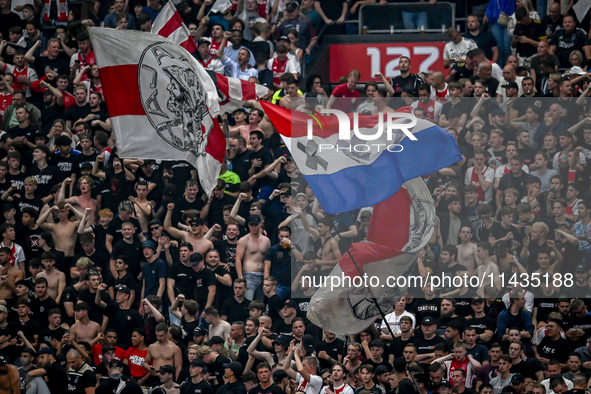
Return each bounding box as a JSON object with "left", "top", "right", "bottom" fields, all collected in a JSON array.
[
  {"left": 209, "top": 0, "right": 233, "bottom": 14},
  {"left": 89, "top": 28, "right": 225, "bottom": 194},
  {"left": 259, "top": 101, "right": 462, "bottom": 214},
  {"left": 259, "top": 101, "right": 461, "bottom": 334},
  {"left": 151, "top": 1, "right": 197, "bottom": 54}
]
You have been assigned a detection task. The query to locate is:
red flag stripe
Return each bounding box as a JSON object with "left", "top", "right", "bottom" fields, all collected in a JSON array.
[
  {"left": 239, "top": 78, "right": 256, "bottom": 99},
  {"left": 158, "top": 12, "right": 186, "bottom": 39},
  {"left": 180, "top": 38, "right": 197, "bottom": 53},
  {"left": 99, "top": 64, "right": 145, "bottom": 117},
  {"left": 204, "top": 117, "right": 226, "bottom": 162}
]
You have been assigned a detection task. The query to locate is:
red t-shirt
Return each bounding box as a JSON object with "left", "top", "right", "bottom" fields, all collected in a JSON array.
[
  {"left": 330, "top": 83, "right": 360, "bottom": 113},
  {"left": 0, "top": 91, "right": 12, "bottom": 123},
  {"left": 124, "top": 347, "right": 148, "bottom": 378}
]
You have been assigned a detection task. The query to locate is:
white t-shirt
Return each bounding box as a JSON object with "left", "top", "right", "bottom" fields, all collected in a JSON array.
[
  {"left": 379, "top": 311, "right": 415, "bottom": 335},
  {"left": 320, "top": 383, "right": 355, "bottom": 394},
  {"left": 296, "top": 373, "right": 323, "bottom": 394},
  {"left": 443, "top": 38, "right": 478, "bottom": 62}
]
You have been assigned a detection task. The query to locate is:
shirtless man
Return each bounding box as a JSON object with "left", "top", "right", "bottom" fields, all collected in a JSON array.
[
  {"left": 456, "top": 226, "right": 479, "bottom": 274},
  {"left": 59, "top": 176, "right": 98, "bottom": 225},
  {"left": 164, "top": 203, "right": 213, "bottom": 256},
  {"left": 0, "top": 247, "right": 23, "bottom": 302},
  {"left": 36, "top": 251, "right": 66, "bottom": 302},
  {"left": 229, "top": 109, "right": 266, "bottom": 145},
  {"left": 314, "top": 218, "right": 341, "bottom": 273},
  {"left": 70, "top": 302, "right": 102, "bottom": 343},
  {"left": 236, "top": 214, "right": 271, "bottom": 301},
  {"left": 144, "top": 322, "right": 182, "bottom": 381},
  {"left": 279, "top": 78, "right": 305, "bottom": 111},
  {"left": 0, "top": 355, "right": 20, "bottom": 394},
  {"left": 130, "top": 181, "right": 153, "bottom": 233},
  {"left": 475, "top": 242, "right": 501, "bottom": 297},
  {"left": 37, "top": 202, "right": 83, "bottom": 257}
]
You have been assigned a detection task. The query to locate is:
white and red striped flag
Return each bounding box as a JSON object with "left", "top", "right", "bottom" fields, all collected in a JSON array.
[
  {"left": 88, "top": 28, "right": 225, "bottom": 195},
  {"left": 151, "top": 3, "right": 269, "bottom": 114},
  {"left": 151, "top": 1, "right": 197, "bottom": 54}
]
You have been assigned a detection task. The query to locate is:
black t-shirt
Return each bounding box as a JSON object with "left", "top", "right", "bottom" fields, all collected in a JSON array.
[
  {"left": 532, "top": 297, "right": 559, "bottom": 324},
  {"left": 315, "top": 338, "right": 345, "bottom": 370},
  {"left": 211, "top": 265, "right": 233, "bottom": 309},
  {"left": 77, "top": 289, "right": 112, "bottom": 325},
  {"left": 220, "top": 297, "right": 251, "bottom": 324},
  {"left": 108, "top": 307, "right": 143, "bottom": 348},
  {"left": 249, "top": 147, "right": 274, "bottom": 188},
  {"left": 44, "top": 361, "right": 69, "bottom": 393},
  {"left": 390, "top": 73, "right": 423, "bottom": 97},
  {"left": 52, "top": 153, "right": 77, "bottom": 184},
  {"left": 107, "top": 216, "right": 142, "bottom": 246},
  {"left": 414, "top": 335, "right": 445, "bottom": 356},
  {"left": 8, "top": 318, "right": 41, "bottom": 344},
  {"left": 511, "top": 357, "right": 543, "bottom": 380},
  {"left": 38, "top": 55, "right": 70, "bottom": 76},
  {"left": 30, "top": 296, "right": 59, "bottom": 329},
  {"left": 214, "top": 240, "right": 238, "bottom": 277},
  {"left": 537, "top": 336, "right": 570, "bottom": 362},
  {"left": 181, "top": 379, "right": 215, "bottom": 394},
  {"left": 111, "top": 238, "right": 143, "bottom": 277},
  {"left": 66, "top": 103, "right": 92, "bottom": 125},
  {"left": 26, "top": 164, "right": 60, "bottom": 198},
  {"left": 15, "top": 223, "right": 43, "bottom": 260},
  {"left": 75, "top": 151, "right": 99, "bottom": 176},
  {"left": 172, "top": 197, "right": 205, "bottom": 227},
  {"left": 39, "top": 326, "right": 66, "bottom": 345},
  {"left": 167, "top": 261, "right": 197, "bottom": 299},
  {"left": 248, "top": 383, "right": 285, "bottom": 394},
  {"left": 68, "top": 365, "right": 97, "bottom": 394},
  {"left": 194, "top": 267, "right": 216, "bottom": 311},
  {"left": 411, "top": 298, "right": 440, "bottom": 323},
  {"left": 41, "top": 102, "right": 66, "bottom": 134},
  {"left": 389, "top": 335, "right": 415, "bottom": 359},
  {"left": 231, "top": 149, "right": 253, "bottom": 182}
]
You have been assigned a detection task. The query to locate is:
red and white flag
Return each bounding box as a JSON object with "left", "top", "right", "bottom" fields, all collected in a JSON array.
[
  {"left": 151, "top": 1, "right": 197, "bottom": 54},
  {"left": 89, "top": 28, "right": 225, "bottom": 194},
  {"left": 212, "top": 73, "right": 269, "bottom": 114},
  {"left": 151, "top": 3, "right": 268, "bottom": 114}
]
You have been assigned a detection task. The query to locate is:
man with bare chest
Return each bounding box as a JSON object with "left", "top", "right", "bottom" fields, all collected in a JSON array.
[
  {"left": 0, "top": 247, "right": 23, "bottom": 302},
  {"left": 144, "top": 323, "right": 182, "bottom": 386},
  {"left": 37, "top": 202, "right": 82, "bottom": 257},
  {"left": 165, "top": 203, "right": 213, "bottom": 255},
  {"left": 0, "top": 356, "right": 20, "bottom": 394},
  {"left": 456, "top": 226, "right": 479, "bottom": 275},
  {"left": 315, "top": 218, "right": 341, "bottom": 276},
  {"left": 130, "top": 181, "right": 153, "bottom": 233},
  {"left": 59, "top": 176, "right": 98, "bottom": 225},
  {"left": 70, "top": 302, "right": 102, "bottom": 343},
  {"left": 36, "top": 251, "right": 66, "bottom": 302},
  {"left": 236, "top": 215, "right": 271, "bottom": 301}
]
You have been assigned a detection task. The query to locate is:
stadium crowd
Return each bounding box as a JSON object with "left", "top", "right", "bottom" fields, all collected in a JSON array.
[{"left": 4, "top": 0, "right": 591, "bottom": 393}]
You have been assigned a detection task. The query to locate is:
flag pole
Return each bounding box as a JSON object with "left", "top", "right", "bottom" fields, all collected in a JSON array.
[{"left": 329, "top": 219, "right": 421, "bottom": 394}]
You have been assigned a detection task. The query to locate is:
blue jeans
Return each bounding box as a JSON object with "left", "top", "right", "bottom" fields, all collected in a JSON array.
[
  {"left": 537, "top": 0, "right": 547, "bottom": 19},
  {"left": 276, "top": 285, "right": 291, "bottom": 301},
  {"left": 244, "top": 271, "right": 264, "bottom": 301},
  {"left": 402, "top": 11, "right": 428, "bottom": 30},
  {"left": 491, "top": 22, "right": 511, "bottom": 67}
]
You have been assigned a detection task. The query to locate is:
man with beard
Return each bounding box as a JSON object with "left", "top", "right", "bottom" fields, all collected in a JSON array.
[
  {"left": 81, "top": 91, "right": 110, "bottom": 133},
  {"left": 463, "top": 14, "right": 498, "bottom": 63},
  {"left": 390, "top": 56, "right": 423, "bottom": 97}
]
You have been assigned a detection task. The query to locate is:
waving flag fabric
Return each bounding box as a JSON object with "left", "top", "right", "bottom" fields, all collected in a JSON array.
[
  {"left": 152, "top": 1, "right": 197, "bottom": 53},
  {"left": 259, "top": 101, "right": 462, "bottom": 214},
  {"left": 89, "top": 28, "right": 224, "bottom": 194},
  {"left": 259, "top": 101, "right": 461, "bottom": 334},
  {"left": 212, "top": 72, "right": 269, "bottom": 114}
]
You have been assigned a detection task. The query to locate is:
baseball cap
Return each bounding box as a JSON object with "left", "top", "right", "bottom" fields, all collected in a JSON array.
[
  {"left": 471, "top": 296, "right": 484, "bottom": 304},
  {"left": 205, "top": 336, "right": 225, "bottom": 346},
  {"left": 278, "top": 35, "right": 289, "bottom": 41},
  {"left": 102, "top": 345, "right": 116, "bottom": 354},
  {"left": 109, "top": 359, "right": 125, "bottom": 369},
  {"left": 223, "top": 361, "right": 243, "bottom": 378},
  {"left": 502, "top": 81, "right": 518, "bottom": 89},
  {"left": 369, "top": 339, "right": 383, "bottom": 348},
  {"left": 576, "top": 264, "right": 587, "bottom": 273},
  {"left": 21, "top": 347, "right": 35, "bottom": 355},
  {"left": 15, "top": 280, "right": 31, "bottom": 289},
  {"left": 375, "top": 365, "right": 390, "bottom": 375},
  {"left": 360, "top": 210, "right": 372, "bottom": 219},
  {"left": 421, "top": 316, "right": 436, "bottom": 325},
  {"left": 247, "top": 214, "right": 261, "bottom": 225},
  {"left": 283, "top": 299, "right": 297, "bottom": 309},
  {"left": 34, "top": 131, "right": 50, "bottom": 142},
  {"left": 233, "top": 108, "right": 247, "bottom": 115},
  {"left": 440, "top": 380, "right": 452, "bottom": 388},
  {"left": 115, "top": 285, "right": 131, "bottom": 295},
  {"left": 2, "top": 203, "right": 15, "bottom": 212},
  {"left": 0, "top": 327, "right": 8, "bottom": 336},
  {"left": 273, "top": 369, "right": 288, "bottom": 382},
  {"left": 80, "top": 162, "right": 93, "bottom": 170},
  {"left": 142, "top": 240, "right": 157, "bottom": 250},
  {"left": 197, "top": 38, "right": 210, "bottom": 46},
  {"left": 38, "top": 348, "right": 55, "bottom": 356},
  {"left": 0, "top": 305, "right": 7, "bottom": 314},
  {"left": 190, "top": 359, "right": 205, "bottom": 368},
  {"left": 301, "top": 334, "right": 315, "bottom": 353},
  {"left": 285, "top": 1, "right": 299, "bottom": 12},
  {"left": 273, "top": 335, "right": 291, "bottom": 347},
  {"left": 189, "top": 253, "right": 203, "bottom": 266},
  {"left": 148, "top": 219, "right": 163, "bottom": 226},
  {"left": 569, "top": 66, "right": 587, "bottom": 75},
  {"left": 159, "top": 365, "right": 175, "bottom": 374},
  {"left": 193, "top": 327, "right": 206, "bottom": 337},
  {"left": 511, "top": 373, "right": 525, "bottom": 384},
  {"left": 189, "top": 218, "right": 204, "bottom": 226}
]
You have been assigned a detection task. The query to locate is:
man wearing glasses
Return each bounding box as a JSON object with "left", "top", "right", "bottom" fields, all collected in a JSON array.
[{"left": 566, "top": 299, "right": 591, "bottom": 350}]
